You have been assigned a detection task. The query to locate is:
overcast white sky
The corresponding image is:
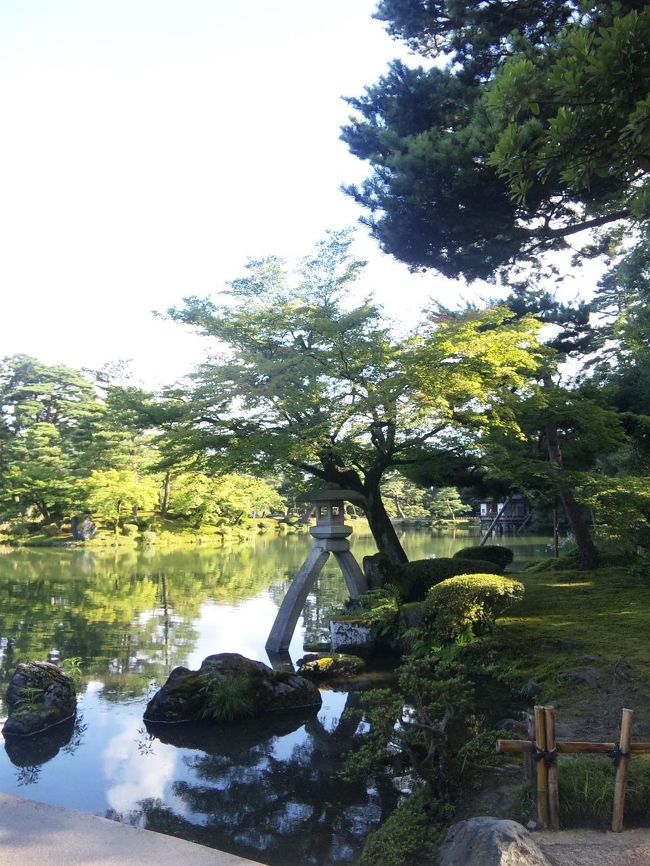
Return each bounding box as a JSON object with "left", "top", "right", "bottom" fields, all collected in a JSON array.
[{"left": 0, "top": 1, "right": 601, "bottom": 387}]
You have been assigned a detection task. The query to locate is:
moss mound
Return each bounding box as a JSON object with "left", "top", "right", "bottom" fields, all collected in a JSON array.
[
  {"left": 394, "top": 557, "right": 502, "bottom": 602},
  {"left": 453, "top": 545, "right": 514, "bottom": 572},
  {"left": 422, "top": 574, "right": 524, "bottom": 642}
]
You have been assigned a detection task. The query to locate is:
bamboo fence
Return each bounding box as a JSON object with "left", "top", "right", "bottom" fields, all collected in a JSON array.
[{"left": 498, "top": 706, "right": 650, "bottom": 832}]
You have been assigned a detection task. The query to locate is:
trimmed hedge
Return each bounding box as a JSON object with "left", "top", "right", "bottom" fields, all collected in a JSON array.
[
  {"left": 392, "top": 557, "right": 502, "bottom": 603},
  {"left": 452, "top": 545, "right": 514, "bottom": 571},
  {"left": 421, "top": 573, "right": 524, "bottom": 642}
]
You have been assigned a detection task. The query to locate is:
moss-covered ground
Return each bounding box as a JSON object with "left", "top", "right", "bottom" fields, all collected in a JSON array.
[
  {"left": 474, "top": 557, "right": 650, "bottom": 830},
  {"left": 487, "top": 563, "right": 650, "bottom": 726}
]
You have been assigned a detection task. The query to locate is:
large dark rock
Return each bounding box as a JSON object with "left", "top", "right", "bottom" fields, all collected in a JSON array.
[
  {"left": 437, "top": 817, "right": 551, "bottom": 866},
  {"left": 71, "top": 515, "right": 96, "bottom": 541},
  {"left": 144, "top": 653, "right": 322, "bottom": 724},
  {"left": 2, "top": 661, "right": 76, "bottom": 736}
]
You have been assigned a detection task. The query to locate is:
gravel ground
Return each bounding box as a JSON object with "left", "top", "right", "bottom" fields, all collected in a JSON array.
[{"left": 537, "top": 829, "right": 650, "bottom": 866}]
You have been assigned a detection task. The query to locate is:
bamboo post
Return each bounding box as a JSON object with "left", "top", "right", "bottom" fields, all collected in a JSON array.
[
  {"left": 524, "top": 711, "right": 536, "bottom": 785},
  {"left": 534, "top": 705, "right": 549, "bottom": 828},
  {"left": 612, "top": 708, "right": 634, "bottom": 832},
  {"left": 544, "top": 706, "right": 560, "bottom": 830}
]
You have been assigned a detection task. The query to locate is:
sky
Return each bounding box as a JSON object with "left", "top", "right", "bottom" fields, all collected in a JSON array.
[
  {"left": 0, "top": 1, "right": 602, "bottom": 388},
  {"left": 0, "top": 0, "right": 438, "bottom": 386}
]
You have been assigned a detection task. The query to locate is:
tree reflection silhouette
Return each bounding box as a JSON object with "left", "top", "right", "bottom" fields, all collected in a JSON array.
[{"left": 137, "top": 700, "right": 396, "bottom": 866}]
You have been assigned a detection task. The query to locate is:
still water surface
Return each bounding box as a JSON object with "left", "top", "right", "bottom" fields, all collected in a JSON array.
[{"left": 0, "top": 530, "right": 550, "bottom": 864}]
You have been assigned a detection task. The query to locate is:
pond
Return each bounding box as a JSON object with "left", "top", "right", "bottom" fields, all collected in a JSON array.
[{"left": 0, "top": 529, "right": 551, "bottom": 864}]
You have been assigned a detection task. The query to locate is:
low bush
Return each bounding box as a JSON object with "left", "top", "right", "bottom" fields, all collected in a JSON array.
[
  {"left": 453, "top": 545, "right": 513, "bottom": 571},
  {"left": 393, "top": 558, "right": 502, "bottom": 603},
  {"left": 358, "top": 788, "right": 447, "bottom": 866},
  {"left": 140, "top": 531, "right": 157, "bottom": 545},
  {"left": 421, "top": 574, "right": 524, "bottom": 643},
  {"left": 121, "top": 523, "right": 140, "bottom": 537}
]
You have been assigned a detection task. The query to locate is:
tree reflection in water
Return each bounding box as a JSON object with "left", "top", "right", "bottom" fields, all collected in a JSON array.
[{"left": 134, "top": 695, "right": 397, "bottom": 866}]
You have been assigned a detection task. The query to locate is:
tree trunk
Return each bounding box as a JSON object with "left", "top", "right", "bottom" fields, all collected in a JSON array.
[
  {"left": 545, "top": 419, "right": 599, "bottom": 570},
  {"left": 363, "top": 483, "right": 408, "bottom": 565},
  {"left": 161, "top": 468, "right": 172, "bottom": 516},
  {"left": 394, "top": 496, "right": 406, "bottom": 520},
  {"left": 317, "top": 455, "right": 408, "bottom": 564}
]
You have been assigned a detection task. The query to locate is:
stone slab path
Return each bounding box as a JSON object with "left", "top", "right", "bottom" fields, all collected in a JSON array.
[
  {"left": 0, "top": 793, "right": 265, "bottom": 866},
  {"left": 537, "top": 829, "right": 650, "bottom": 866}
]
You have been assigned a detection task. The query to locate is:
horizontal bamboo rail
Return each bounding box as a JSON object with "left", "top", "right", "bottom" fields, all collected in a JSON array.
[{"left": 497, "top": 739, "right": 650, "bottom": 755}]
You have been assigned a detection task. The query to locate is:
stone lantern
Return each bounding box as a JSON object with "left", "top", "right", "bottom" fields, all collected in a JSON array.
[{"left": 265, "top": 487, "right": 368, "bottom": 654}]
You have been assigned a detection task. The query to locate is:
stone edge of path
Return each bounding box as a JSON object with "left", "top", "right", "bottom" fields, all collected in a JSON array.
[{"left": 0, "top": 793, "right": 266, "bottom": 866}]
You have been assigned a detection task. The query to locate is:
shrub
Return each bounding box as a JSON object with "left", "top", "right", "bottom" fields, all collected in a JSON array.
[
  {"left": 140, "top": 531, "right": 157, "bottom": 545},
  {"left": 393, "top": 557, "right": 502, "bottom": 603},
  {"left": 121, "top": 523, "right": 140, "bottom": 537},
  {"left": 421, "top": 574, "right": 524, "bottom": 642},
  {"left": 358, "top": 788, "right": 447, "bottom": 866},
  {"left": 453, "top": 545, "right": 513, "bottom": 571}
]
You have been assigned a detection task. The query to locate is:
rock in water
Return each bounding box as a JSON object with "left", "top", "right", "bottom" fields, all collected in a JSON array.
[
  {"left": 144, "top": 653, "right": 322, "bottom": 724},
  {"left": 2, "top": 662, "right": 77, "bottom": 736},
  {"left": 297, "top": 652, "right": 366, "bottom": 680},
  {"left": 437, "top": 818, "right": 552, "bottom": 866}
]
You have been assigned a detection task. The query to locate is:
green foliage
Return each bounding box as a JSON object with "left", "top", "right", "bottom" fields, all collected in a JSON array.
[
  {"left": 165, "top": 234, "right": 547, "bottom": 563},
  {"left": 393, "top": 557, "right": 502, "bottom": 603},
  {"left": 575, "top": 472, "right": 650, "bottom": 549},
  {"left": 453, "top": 545, "right": 514, "bottom": 571},
  {"left": 83, "top": 469, "right": 159, "bottom": 528},
  {"left": 59, "top": 657, "right": 84, "bottom": 691},
  {"left": 0, "top": 355, "right": 168, "bottom": 529},
  {"left": 169, "top": 472, "right": 284, "bottom": 526},
  {"left": 456, "top": 727, "right": 511, "bottom": 775},
  {"left": 17, "top": 686, "right": 44, "bottom": 708},
  {"left": 382, "top": 474, "right": 429, "bottom": 519},
  {"left": 358, "top": 788, "right": 447, "bottom": 866},
  {"left": 198, "top": 675, "right": 254, "bottom": 722},
  {"left": 343, "top": 4, "right": 647, "bottom": 279},
  {"left": 427, "top": 487, "right": 472, "bottom": 523},
  {"left": 344, "top": 650, "right": 474, "bottom": 789},
  {"left": 2, "top": 422, "right": 80, "bottom": 523},
  {"left": 140, "top": 531, "right": 157, "bottom": 545},
  {"left": 486, "top": 10, "right": 650, "bottom": 215},
  {"left": 331, "top": 588, "right": 401, "bottom": 642},
  {"left": 422, "top": 575, "right": 524, "bottom": 643}
]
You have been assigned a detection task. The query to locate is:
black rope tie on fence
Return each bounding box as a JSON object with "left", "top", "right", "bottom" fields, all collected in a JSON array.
[
  {"left": 533, "top": 745, "right": 557, "bottom": 767},
  {"left": 608, "top": 745, "right": 631, "bottom": 768}
]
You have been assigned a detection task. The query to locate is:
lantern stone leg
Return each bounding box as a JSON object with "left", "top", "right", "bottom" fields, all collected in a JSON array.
[
  {"left": 332, "top": 549, "right": 366, "bottom": 599},
  {"left": 265, "top": 546, "right": 330, "bottom": 653}
]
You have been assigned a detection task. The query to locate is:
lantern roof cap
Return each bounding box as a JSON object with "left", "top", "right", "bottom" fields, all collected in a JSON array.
[{"left": 298, "top": 485, "right": 366, "bottom": 505}]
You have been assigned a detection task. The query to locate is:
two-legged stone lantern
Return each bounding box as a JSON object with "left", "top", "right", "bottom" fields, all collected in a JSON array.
[{"left": 265, "top": 488, "right": 368, "bottom": 653}]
